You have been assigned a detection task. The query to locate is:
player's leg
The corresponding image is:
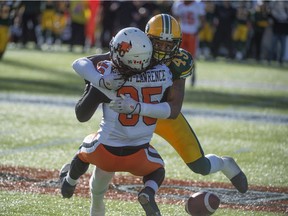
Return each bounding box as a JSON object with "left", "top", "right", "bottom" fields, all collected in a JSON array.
[
  {"left": 185, "top": 34, "right": 197, "bottom": 85},
  {"left": 84, "top": 142, "right": 165, "bottom": 215},
  {"left": 198, "top": 24, "right": 206, "bottom": 57},
  {"left": 59, "top": 155, "right": 90, "bottom": 198},
  {"left": 90, "top": 167, "right": 115, "bottom": 216},
  {"left": 155, "top": 113, "right": 248, "bottom": 193},
  {"left": 138, "top": 167, "right": 165, "bottom": 216},
  {"left": 239, "top": 25, "right": 249, "bottom": 60},
  {"left": 132, "top": 146, "right": 164, "bottom": 216},
  {"left": 205, "top": 23, "right": 214, "bottom": 58},
  {"left": 60, "top": 133, "right": 100, "bottom": 198}
]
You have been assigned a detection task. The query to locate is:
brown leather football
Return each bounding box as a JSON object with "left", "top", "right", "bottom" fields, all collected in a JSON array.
[{"left": 185, "top": 191, "right": 220, "bottom": 216}]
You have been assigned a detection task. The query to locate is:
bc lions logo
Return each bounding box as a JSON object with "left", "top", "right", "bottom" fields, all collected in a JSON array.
[{"left": 116, "top": 41, "right": 132, "bottom": 57}]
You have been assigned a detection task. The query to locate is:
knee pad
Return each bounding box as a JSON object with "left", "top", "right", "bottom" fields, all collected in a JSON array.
[{"left": 187, "top": 157, "right": 211, "bottom": 176}]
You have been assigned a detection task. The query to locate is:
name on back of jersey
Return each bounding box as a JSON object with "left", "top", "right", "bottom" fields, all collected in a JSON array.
[{"left": 126, "top": 69, "right": 169, "bottom": 83}]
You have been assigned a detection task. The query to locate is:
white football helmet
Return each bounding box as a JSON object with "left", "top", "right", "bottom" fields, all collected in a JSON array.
[{"left": 110, "top": 27, "right": 153, "bottom": 78}]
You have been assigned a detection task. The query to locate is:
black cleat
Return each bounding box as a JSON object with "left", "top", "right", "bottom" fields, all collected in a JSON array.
[
  {"left": 230, "top": 171, "right": 248, "bottom": 193},
  {"left": 59, "top": 163, "right": 76, "bottom": 198},
  {"left": 222, "top": 157, "right": 248, "bottom": 193},
  {"left": 138, "top": 187, "right": 161, "bottom": 216}
]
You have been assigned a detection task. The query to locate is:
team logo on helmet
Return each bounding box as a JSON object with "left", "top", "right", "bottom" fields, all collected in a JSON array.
[{"left": 116, "top": 41, "right": 132, "bottom": 57}]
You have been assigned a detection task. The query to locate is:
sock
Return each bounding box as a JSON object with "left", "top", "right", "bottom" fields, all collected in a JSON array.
[
  {"left": 144, "top": 180, "right": 159, "bottom": 193},
  {"left": 206, "top": 154, "right": 224, "bottom": 174},
  {"left": 221, "top": 157, "right": 240, "bottom": 179},
  {"left": 66, "top": 173, "right": 78, "bottom": 186}
]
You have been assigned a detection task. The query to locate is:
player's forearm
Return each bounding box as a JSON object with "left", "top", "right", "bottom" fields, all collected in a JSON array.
[
  {"left": 166, "top": 101, "right": 182, "bottom": 119},
  {"left": 140, "top": 102, "right": 171, "bottom": 119},
  {"left": 165, "top": 79, "right": 185, "bottom": 119},
  {"left": 166, "top": 95, "right": 183, "bottom": 119},
  {"left": 109, "top": 79, "right": 184, "bottom": 119},
  {"left": 75, "top": 95, "right": 98, "bottom": 122},
  {"left": 148, "top": 79, "right": 185, "bottom": 119},
  {"left": 75, "top": 84, "right": 98, "bottom": 122},
  {"left": 75, "top": 85, "right": 111, "bottom": 122}
]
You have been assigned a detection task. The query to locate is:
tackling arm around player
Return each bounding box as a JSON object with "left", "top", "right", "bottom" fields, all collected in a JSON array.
[{"left": 75, "top": 14, "right": 248, "bottom": 194}]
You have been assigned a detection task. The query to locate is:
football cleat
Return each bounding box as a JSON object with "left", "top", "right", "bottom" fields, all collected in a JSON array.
[
  {"left": 230, "top": 171, "right": 248, "bottom": 193},
  {"left": 222, "top": 157, "right": 248, "bottom": 193},
  {"left": 138, "top": 187, "right": 161, "bottom": 216},
  {"left": 59, "top": 163, "right": 76, "bottom": 198}
]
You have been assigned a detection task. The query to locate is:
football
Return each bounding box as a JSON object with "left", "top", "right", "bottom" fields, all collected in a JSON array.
[{"left": 185, "top": 191, "right": 220, "bottom": 216}]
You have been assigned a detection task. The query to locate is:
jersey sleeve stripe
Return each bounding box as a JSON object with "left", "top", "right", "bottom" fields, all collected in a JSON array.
[{"left": 180, "top": 68, "right": 193, "bottom": 79}]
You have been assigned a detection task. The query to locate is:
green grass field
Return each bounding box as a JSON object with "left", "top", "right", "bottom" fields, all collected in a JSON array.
[{"left": 1, "top": 47, "right": 288, "bottom": 215}]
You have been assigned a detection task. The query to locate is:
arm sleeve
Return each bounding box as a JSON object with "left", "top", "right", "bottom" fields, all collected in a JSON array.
[
  {"left": 140, "top": 102, "right": 171, "bottom": 119},
  {"left": 72, "top": 57, "right": 102, "bottom": 87},
  {"left": 75, "top": 84, "right": 111, "bottom": 122}
]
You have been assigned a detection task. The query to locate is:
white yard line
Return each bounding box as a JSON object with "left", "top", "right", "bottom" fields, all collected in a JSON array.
[
  {"left": 1, "top": 93, "right": 288, "bottom": 125},
  {"left": 0, "top": 138, "right": 79, "bottom": 156},
  {"left": 196, "top": 80, "right": 288, "bottom": 91}
]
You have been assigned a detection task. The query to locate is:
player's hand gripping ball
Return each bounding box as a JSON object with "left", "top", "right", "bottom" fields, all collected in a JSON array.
[{"left": 185, "top": 191, "right": 220, "bottom": 216}]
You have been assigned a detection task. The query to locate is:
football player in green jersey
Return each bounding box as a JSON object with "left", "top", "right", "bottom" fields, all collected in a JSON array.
[{"left": 67, "top": 14, "right": 248, "bottom": 215}]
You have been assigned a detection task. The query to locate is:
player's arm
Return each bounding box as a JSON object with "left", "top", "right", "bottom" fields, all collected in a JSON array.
[
  {"left": 109, "top": 79, "right": 184, "bottom": 120},
  {"left": 165, "top": 49, "right": 195, "bottom": 118},
  {"left": 141, "top": 80, "right": 185, "bottom": 119},
  {"left": 74, "top": 52, "right": 121, "bottom": 122},
  {"left": 75, "top": 81, "right": 111, "bottom": 122},
  {"left": 109, "top": 94, "right": 172, "bottom": 119},
  {"left": 165, "top": 78, "right": 185, "bottom": 118},
  {"left": 110, "top": 49, "right": 193, "bottom": 119},
  {"left": 72, "top": 56, "right": 124, "bottom": 91}
]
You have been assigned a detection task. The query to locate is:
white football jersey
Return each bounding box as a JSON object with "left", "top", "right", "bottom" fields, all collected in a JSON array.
[
  {"left": 93, "top": 61, "right": 173, "bottom": 147},
  {"left": 172, "top": 1, "right": 205, "bottom": 34}
]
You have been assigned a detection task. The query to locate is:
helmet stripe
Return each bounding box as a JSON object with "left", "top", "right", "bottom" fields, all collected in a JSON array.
[
  {"left": 162, "top": 14, "right": 171, "bottom": 35},
  {"left": 161, "top": 14, "right": 166, "bottom": 34}
]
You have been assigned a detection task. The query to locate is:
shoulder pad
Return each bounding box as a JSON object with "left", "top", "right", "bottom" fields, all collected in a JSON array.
[
  {"left": 96, "top": 61, "right": 112, "bottom": 75},
  {"left": 168, "top": 48, "right": 195, "bottom": 80}
]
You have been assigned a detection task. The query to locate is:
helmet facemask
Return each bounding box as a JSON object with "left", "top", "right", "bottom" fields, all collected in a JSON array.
[{"left": 149, "top": 36, "right": 181, "bottom": 65}]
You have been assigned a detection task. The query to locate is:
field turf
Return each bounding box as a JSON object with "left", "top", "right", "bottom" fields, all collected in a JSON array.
[{"left": 0, "top": 47, "right": 287, "bottom": 215}]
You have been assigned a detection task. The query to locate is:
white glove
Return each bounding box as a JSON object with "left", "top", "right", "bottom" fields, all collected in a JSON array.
[
  {"left": 99, "top": 73, "right": 125, "bottom": 90},
  {"left": 109, "top": 94, "right": 141, "bottom": 114}
]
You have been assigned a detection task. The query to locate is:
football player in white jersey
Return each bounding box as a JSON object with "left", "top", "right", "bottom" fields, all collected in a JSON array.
[{"left": 60, "top": 27, "right": 172, "bottom": 216}]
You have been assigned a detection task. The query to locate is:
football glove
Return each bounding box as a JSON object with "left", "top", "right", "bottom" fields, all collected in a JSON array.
[
  {"left": 99, "top": 73, "right": 125, "bottom": 90},
  {"left": 109, "top": 94, "right": 141, "bottom": 115}
]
